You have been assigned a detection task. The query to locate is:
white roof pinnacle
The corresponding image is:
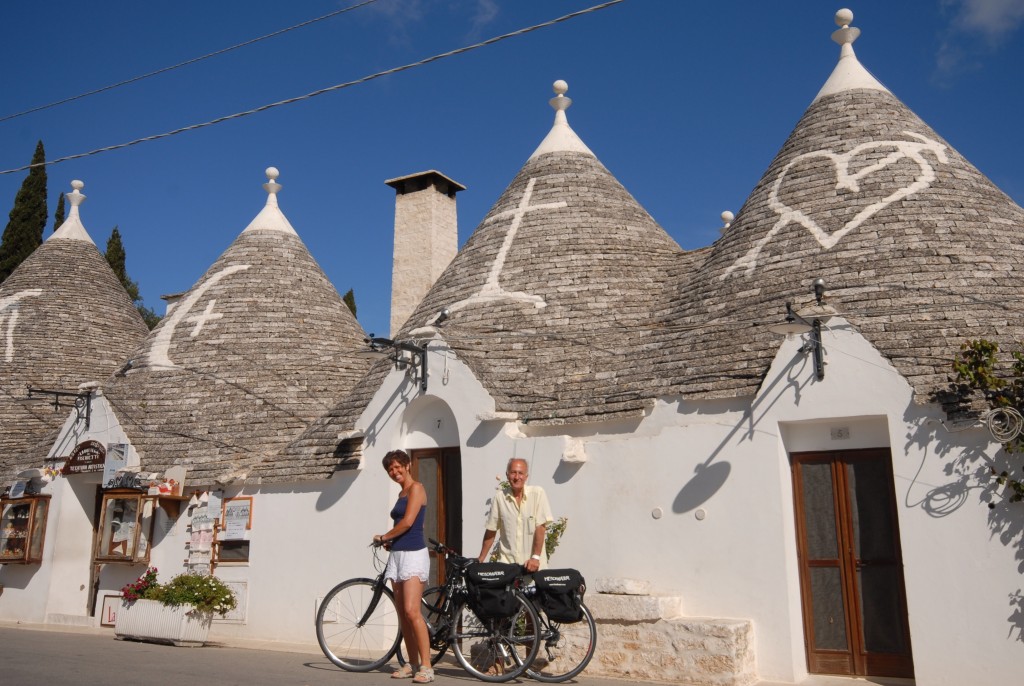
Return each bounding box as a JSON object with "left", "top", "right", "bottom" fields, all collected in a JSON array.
[
  {"left": 242, "top": 166, "right": 297, "bottom": 235},
  {"left": 813, "top": 9, "right": 889, "bottom": 103},
  {"left": 48, "top": 180, "right": 95, "bottom": 244},
  {"left": 528, "top": 80, "right": 595, "bottom": 160}
]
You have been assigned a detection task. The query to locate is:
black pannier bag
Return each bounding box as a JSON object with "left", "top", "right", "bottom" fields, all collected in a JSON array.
[
  {"left": 465, "top": 562, "right": 521, "bottom": 619},
  {"left": 533, "top": 569, "right": 585, "bottom": 623}
]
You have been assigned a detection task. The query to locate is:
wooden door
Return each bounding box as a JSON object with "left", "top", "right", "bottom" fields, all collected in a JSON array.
[
  {"left": 410, "top": 447, "right": 461, "bottom": 585},
  {"left": 791, "top": 449, "right": 914, "bottom": 678}
]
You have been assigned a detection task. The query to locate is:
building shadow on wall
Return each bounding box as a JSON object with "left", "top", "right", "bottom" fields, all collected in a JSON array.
[
  {"left": 672, "top": 351, "right": 810, "bottom": 514},
  {"left": 552, "top": 460, "right": 583, "bottom": 484},
  {"left": 903, "top": 405, "right": 1024, "bottom": 643},
  {"left": 672, "top": 460, "right": 732, "bottom": 514}
]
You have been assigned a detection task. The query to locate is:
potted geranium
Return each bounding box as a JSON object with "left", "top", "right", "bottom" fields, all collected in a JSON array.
[{"left": 114, "top": 567, "right": 237, "bottom": 646}]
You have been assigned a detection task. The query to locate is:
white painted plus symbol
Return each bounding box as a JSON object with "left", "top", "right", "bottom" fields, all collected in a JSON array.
[{"left": 186, "top": 299, "right": 224, "bottom": 338}]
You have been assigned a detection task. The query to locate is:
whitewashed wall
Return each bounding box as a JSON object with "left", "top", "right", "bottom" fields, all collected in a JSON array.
[
  {"left": 327, "top": 327, "right": 1022, "bottom": 685},
  {"left": 3, "top": 326, "right": 1020, "bottom": 686}
]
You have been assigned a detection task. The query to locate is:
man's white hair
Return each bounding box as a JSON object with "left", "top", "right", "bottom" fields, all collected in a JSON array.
[{"left": 506, "top": 457, "right": 529, "bottom": 474}]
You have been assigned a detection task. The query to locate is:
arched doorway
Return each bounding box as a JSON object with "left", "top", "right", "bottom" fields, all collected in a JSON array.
[{"left": 401, "top": 397, "right": 461, "bottom": 584}]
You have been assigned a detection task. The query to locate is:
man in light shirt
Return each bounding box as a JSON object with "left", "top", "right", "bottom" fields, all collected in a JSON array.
[{"left": 478, "top": 458, "right": 554, "bottom": 572}]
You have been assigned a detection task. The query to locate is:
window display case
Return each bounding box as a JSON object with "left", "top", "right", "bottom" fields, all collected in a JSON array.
[
  {"left": 95, "top": 491, "right": 154, "bottom": 564},
  {"left": 0, "top": 495, "right": 49, "bottom": 564}
]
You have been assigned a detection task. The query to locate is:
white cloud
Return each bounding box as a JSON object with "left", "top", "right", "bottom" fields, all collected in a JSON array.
[
  {"left": 933, "top": 0, "right": 1024, "bottom": 85},
  {"left": 468, "top": 0, "right": 501, "bottom": 39},
  {"left": 949, "top": 0, "right": 1024, "bottom": 43},
  {"left": 366, "top": 0, "right": 501, "bottom": 47}
]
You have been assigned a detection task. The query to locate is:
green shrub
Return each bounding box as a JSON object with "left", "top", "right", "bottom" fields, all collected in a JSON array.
[{"left": 122, "top": 568, "right": 236, "bottom": 616}]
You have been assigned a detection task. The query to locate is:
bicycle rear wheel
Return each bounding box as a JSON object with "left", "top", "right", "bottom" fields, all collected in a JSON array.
[
  {"left": 316, "top": 578, "right": 402, "bottom": 671},
  {"left": 397, "top": 585, "right": 451, "bottom": 667},
  {"left": 451, "top": 589, "right": 540, "bottom": 682},
  {"left": 526, "top": 603, "right": 597, "bottom": 682}
]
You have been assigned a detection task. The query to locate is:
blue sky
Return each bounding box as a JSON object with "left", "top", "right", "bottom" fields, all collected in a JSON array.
[{"left": 2, "top": 0, "right": 1022, "bottom": 340}]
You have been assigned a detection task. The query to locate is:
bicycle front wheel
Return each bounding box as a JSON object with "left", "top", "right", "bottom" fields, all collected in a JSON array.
[
  {"left": 451, "top": 589, "right": 541, "bottom": 682},
  {"left": 316, "top": 578, "right": 402, "bottom": 671},
  {"left": 526, "top": 603, "right": 597, "bottom": 682}
]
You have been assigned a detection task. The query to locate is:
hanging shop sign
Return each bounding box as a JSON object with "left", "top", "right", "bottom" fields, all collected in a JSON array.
[{"left": 62, "top": 440, "right": 107, "bottom": 475}]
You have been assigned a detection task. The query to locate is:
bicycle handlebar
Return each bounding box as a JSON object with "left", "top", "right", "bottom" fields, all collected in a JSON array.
[{"left": 428, "top": 538, "right": 479, "bottom": 570}]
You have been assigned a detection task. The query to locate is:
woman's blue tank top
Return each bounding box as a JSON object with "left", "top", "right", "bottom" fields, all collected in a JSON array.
[{"left": 390, "top": 494, "right": 426, "bottom": 551}]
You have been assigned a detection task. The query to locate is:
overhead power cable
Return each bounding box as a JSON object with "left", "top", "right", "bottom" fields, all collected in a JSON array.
[
  {"left": 0, "top": 0, "right": 626, "bottom": 176},
  {"left": 0, "top": 0, "right": 381, "bottom": 124}
]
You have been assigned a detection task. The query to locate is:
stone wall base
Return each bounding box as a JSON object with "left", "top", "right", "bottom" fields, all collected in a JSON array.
[{"left": 586, "top": 593, "right": 757, "bottom": 686}]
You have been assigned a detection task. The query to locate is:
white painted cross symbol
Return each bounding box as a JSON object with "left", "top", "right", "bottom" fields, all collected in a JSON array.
[
  {"left": 186, "top": 299, "right": 223, "bottom": 338},
  {"left": 142, "top": 264, "right": 250, "bottom": 370},
  {"left": 1, "top": 289, "right": 43, "bottom": 363},
  {"left": 444, "top": 177, "right": 566, "bottom": 317}
]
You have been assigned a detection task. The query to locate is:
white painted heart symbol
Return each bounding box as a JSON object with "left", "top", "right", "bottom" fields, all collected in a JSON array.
[{"left": 723, "top": 131, "right": 948, "bottom": 278}]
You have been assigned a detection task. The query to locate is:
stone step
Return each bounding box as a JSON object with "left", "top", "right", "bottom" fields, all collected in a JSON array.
[{"left": 585, "top": 594, "right": 756, "bottom": 686}]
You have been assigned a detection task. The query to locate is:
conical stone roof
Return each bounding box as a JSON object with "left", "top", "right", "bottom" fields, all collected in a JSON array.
[
  {"left": 272, "top": 82, "right": 685, "bottom": 478},
  {"left": 103, "top": 169, "right": 370, "bottom": 485},
  {"left": 413, "top": 84, "right": 681, "bottom": 425},
  {"left": 405, "top": 146, "right": 682, "bottom": 424},
  {"left": 0, "top": 181, "right": 148, "bottom": 485},
  {"left": 660, "top": 10, "right": 1024, "bottom": 401}
]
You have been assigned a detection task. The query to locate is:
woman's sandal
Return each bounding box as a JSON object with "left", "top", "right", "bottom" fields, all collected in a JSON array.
[
  {"left": 391, "top": 664, "right": 416, "bottom": 679},
  {"left": 412, "top": 668, "right": 435, "bottom": 683}
]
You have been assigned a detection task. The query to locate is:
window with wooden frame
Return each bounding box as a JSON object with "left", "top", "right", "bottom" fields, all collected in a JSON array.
[
  {"left": 95, "top": 491, "right": 154, "bottom": 564},
  {"left": 0, "top": 495, "right": 50, "bottom": 564}
]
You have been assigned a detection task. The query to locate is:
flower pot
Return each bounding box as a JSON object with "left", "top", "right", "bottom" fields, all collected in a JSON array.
[{"left": 114, "top": 598, "right": 212, "bottom": 647}]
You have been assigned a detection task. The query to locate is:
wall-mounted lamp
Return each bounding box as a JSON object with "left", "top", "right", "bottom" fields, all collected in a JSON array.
[
  {"left": 364, "top": 336, "right": 430, "bottom": 391},
  {"left": 768, "top": 278, "right": 832, "bottom": 380}
]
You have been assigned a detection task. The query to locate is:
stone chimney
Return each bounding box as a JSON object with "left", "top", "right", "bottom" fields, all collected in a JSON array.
[{"left": 385, "top": 170, "right": 465, "bottom": 336}]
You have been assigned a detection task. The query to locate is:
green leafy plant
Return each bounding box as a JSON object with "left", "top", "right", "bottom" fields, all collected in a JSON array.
[
  {"left": 121, "top": 568, "right": 237, "bottom": 616},
  {"left": 544, "top": 517, "right": 568, "bottom": 559},
  {"left": 951, "top": 339, "right": 1024, "bottom": 503}
]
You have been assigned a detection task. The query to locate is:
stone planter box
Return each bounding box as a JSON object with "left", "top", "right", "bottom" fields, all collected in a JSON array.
[{"left": 114, "top": 598, "right": 212, "bottom": 647}]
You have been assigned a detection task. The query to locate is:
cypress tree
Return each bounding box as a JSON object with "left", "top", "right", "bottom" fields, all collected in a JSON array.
[
  {"left": 343, "top": 288, "right": 357, "bottom": 317},
  {"left": 52, "top": 191, "right": 65, "bottom": 232},
  {"left": 136, "top": 304, "right": 162, "bottom": 330},
  {"left": 104, "top": 226, "right": 160, "bottom": 329},
  {"left": 104, "top": 226, "right": 141, "bottom": 302},
  {"left": 0, "top": 141, "right": 48, "bottom": 283}
]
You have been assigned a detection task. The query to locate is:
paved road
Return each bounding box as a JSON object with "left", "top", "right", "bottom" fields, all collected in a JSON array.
[
  {"left": 0, "top": 625, "right": 642, "bottom": 686},
  {"left": 0, "top": 624, "right": 916, "bottom": 686}
]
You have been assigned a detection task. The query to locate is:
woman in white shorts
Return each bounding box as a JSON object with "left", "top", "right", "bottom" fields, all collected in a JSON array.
[{"left": 373, "top": 450, "right": 433, "bottom": 683}]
